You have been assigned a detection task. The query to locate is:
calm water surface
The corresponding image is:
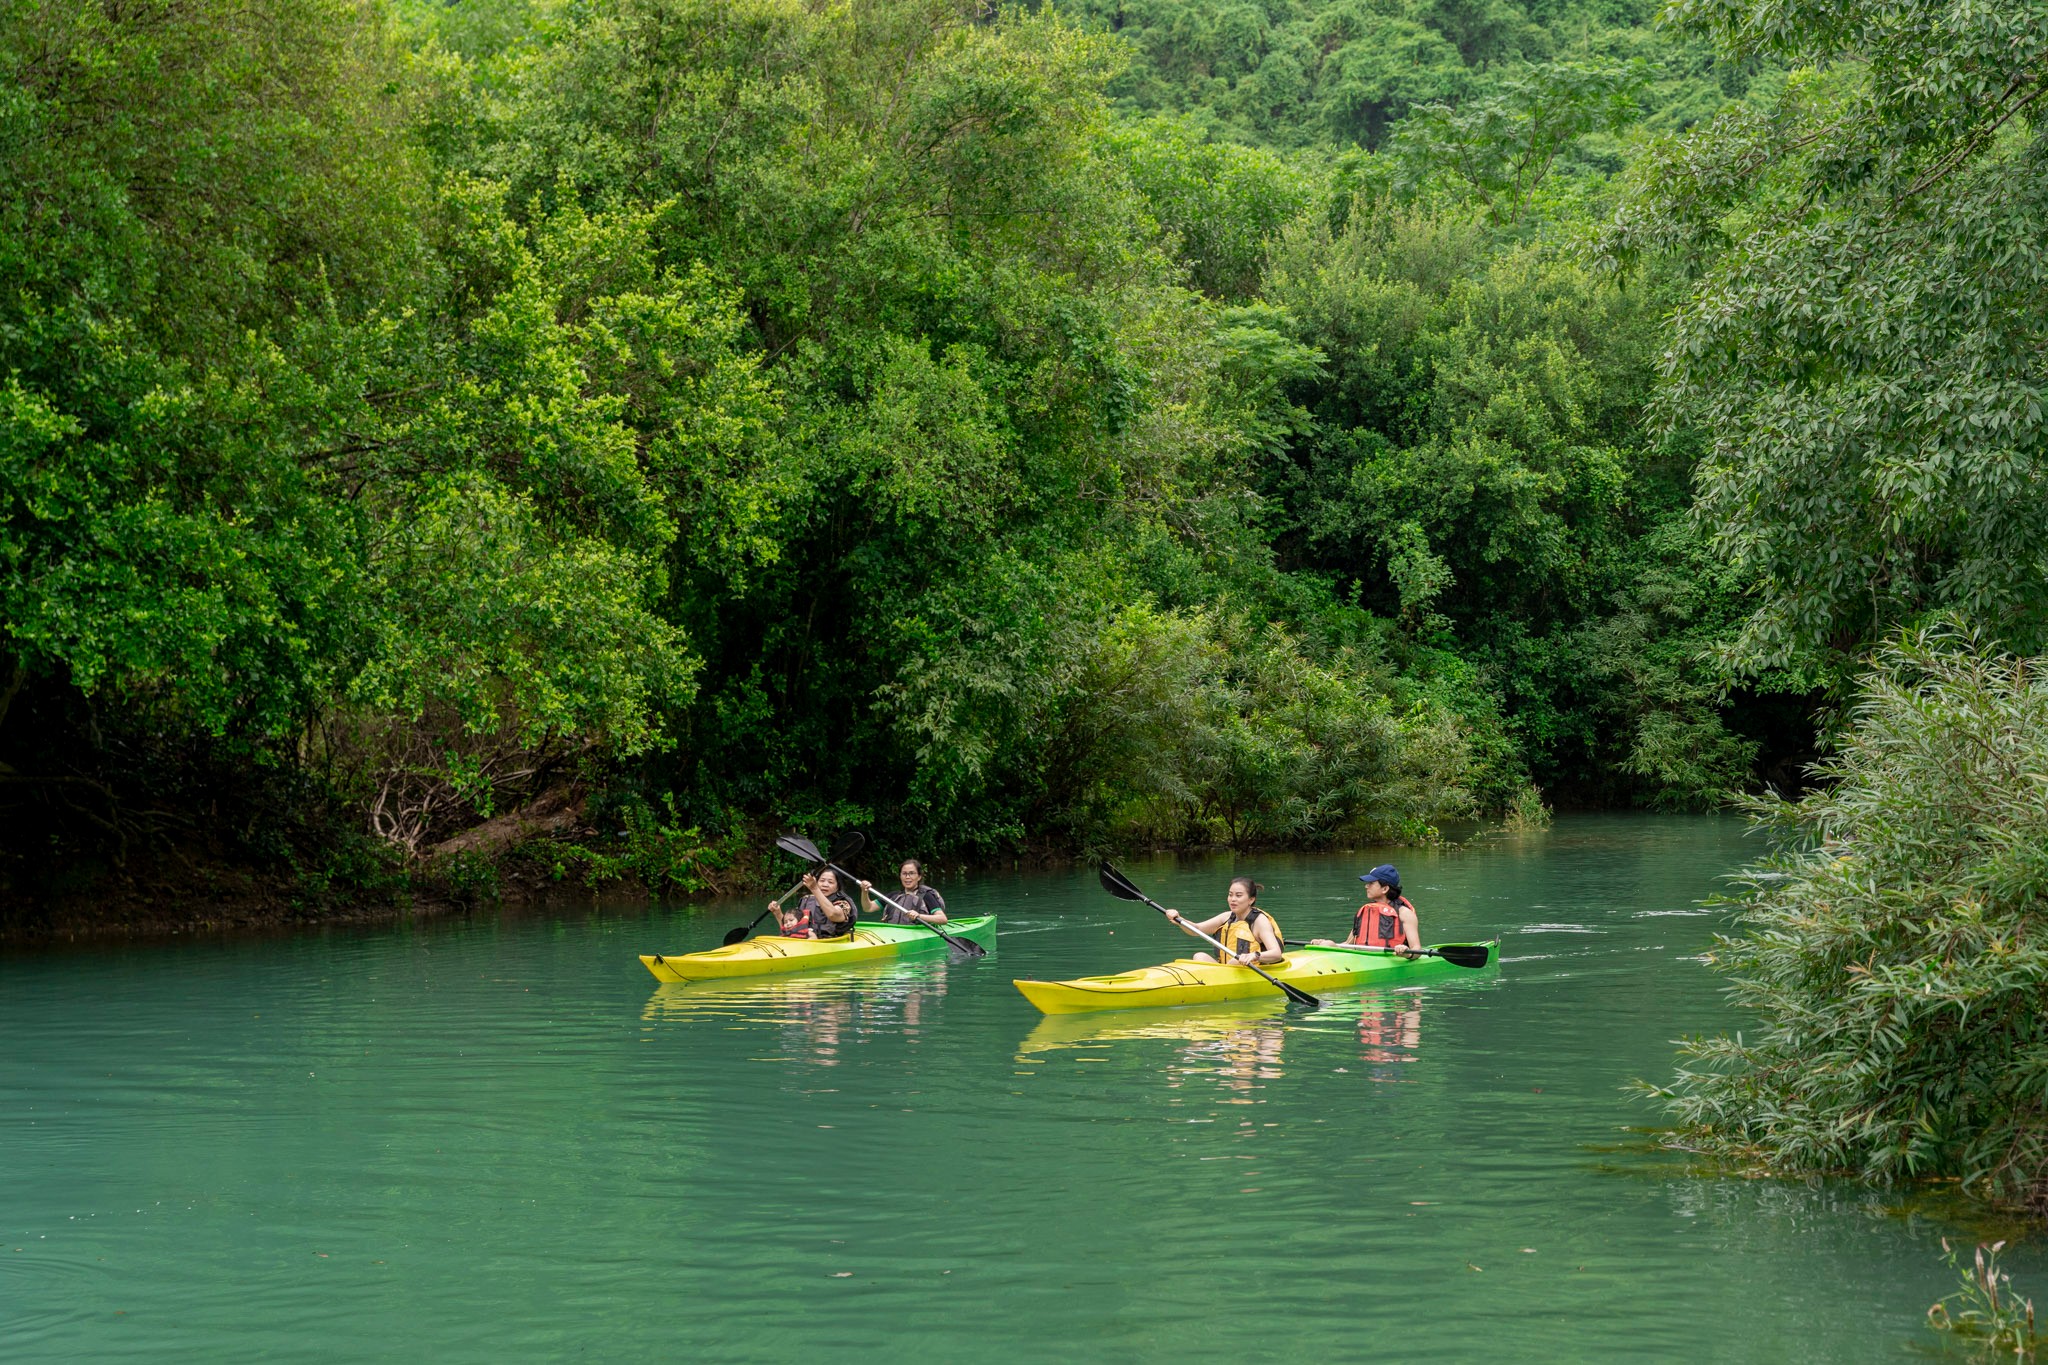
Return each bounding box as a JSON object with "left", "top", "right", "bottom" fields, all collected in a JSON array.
[{"left": 2, "top": 816, "right": 2030, "bottom": 1360}]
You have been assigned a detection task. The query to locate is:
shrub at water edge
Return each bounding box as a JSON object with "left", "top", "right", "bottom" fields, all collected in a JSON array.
[{"left": 1648, "top": 629, "right": 2048, "bottom": 1211}]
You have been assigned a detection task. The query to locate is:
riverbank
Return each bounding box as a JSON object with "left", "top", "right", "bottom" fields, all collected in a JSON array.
[{"left": 0, "top": 813, "right": 1513, "bottom": 948}]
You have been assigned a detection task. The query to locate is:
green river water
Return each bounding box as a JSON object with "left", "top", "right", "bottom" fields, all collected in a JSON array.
[{"left": 2, "top": 815, "right": 2034, "bottom": 1360}]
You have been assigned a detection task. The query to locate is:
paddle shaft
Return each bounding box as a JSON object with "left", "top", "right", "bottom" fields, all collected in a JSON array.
[
  {"left": 1282, "top": 939, "right": 1489, "bottom": 969},
  {"left": 1282, "top": 938, "right": 1421, "bottom": 954},
  {"left": 833, "top": 864, "right": 984, "bottom": 957},
  {"left": 1121, "top": 885, "right": 1317, "bottom": 1008},
  {"left": 726, "top": 876, "right": 814, "bottom": 943}
]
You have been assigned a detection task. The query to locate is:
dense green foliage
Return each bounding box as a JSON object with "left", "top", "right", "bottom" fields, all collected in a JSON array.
[
  {"left": 1651, "top": 631, "right": 2048, "bottom": 1209},
  {"left": 1618, "top": 0, "right": 2048, "bottom": 1205},
  {"left": 0, "top": 0, "right": 1808, "bottom": 919},
  {"left": 1608, "top": 0, "right": 2048, "bottom": 680},
  {"left": 1058, "top": 0, "right": 1737, "bottom": 151}
]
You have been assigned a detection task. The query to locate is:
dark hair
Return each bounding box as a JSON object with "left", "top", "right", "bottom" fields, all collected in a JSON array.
[
  {"left": 900, "top": 858, "right": 924, "bottom": 876},
  {"left": 1228, "top": 875, "right": 1261, "bottom": 900}
]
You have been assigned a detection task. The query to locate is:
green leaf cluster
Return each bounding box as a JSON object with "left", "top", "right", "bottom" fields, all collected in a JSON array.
[{"left": 1609, "top": 0, "right": 2048, "bottom": 676}]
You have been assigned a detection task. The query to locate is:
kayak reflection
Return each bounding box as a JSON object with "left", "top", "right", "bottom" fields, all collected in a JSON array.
[
  {"left": 1356, "top": 991, "right": 1424, "bottom": 1076},
  {"left": 1017, "top": 1001, "right": 1289, "bottom": 1056},
  {"left": 1017, "top": 1002, "right": 1290, "bottom": 1096},
  {"left": 642, "top": 959, "right": 954, "bottom": 1062},
  {"left": 1016, "top": 990, "right": 1431, "bottom": 1088}
]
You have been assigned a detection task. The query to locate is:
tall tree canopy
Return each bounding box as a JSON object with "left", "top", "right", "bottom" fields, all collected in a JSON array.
[{"left": 1610, "top": 0, "right": 2048, "bottom": 677}]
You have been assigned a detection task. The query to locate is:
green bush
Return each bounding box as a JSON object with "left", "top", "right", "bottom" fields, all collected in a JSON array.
[{"left": 1648, "top": 628, "right": 2048, "bottom": 1210}]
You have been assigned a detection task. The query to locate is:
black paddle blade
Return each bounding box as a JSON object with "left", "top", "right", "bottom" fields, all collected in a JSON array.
[
  {"left": 776, "top": 832, "right": 825, "bottom": 864},
  {"left": 1275, "top": 980, "right": 1321, "bottom": 1009},
  {"left": 722, "top": 925, "right": 749, "bottom": 946},
  {"left": 1097, "top": 862, "right": 1144, "bottom": 902},
  {"left": 775, "top": 830, "right": 867, "bottom": 868},
  {"left": 943, "top": 933, "right": 988, "bottom": 959},
  {"left": 1435, "top": 942, "right": 1493, "bottom": 969}
]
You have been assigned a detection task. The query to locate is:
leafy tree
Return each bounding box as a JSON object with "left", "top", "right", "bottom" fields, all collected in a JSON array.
[
  {"left": 1607, "top": 0, "right": 2048, "bottom": 676},
  {"left": 1389, "top": 59, "right": 1651, "bottom": 223},
  {"left": 0, "top": 0, "right": 772, "bottom": 890},
  {"left": 1256, "top": 199, "right": 1760, "bottom": 802},
  {"left": 1103, "top": 117, "right": 1317, "bottom": 299}
]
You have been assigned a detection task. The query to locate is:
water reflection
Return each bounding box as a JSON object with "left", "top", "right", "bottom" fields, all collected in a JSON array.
[
  {"left": 1191, "top": 1018, "right": 1286, "bottom": 1097},
  {"left": 1017, "top": 1003, "right": 1291, "bottom": 1099},
  {"left": 642, "top": 960, "right": 954, "bottom": 1063},
  {"left": 1355, "top": 990, "right": 1424, "bottom": 1077},
  {"left": 1015, "top": 986, "right": 1434, "bottom": 1097},
  {"left": 1016, "top": 1001, "right": 1287, "bottom": 1055}
]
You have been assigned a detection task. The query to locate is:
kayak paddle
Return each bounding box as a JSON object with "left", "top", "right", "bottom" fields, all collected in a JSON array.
[
  {"left": 774, "top": 834, "right": 987, "bottom": 959},
  {"left": 724, "top": 831, "right": 867, "bottom": 945},
  {"left": 1283, "top": 939, "right": 1493, "bottom": 969},
  {"left": 1097, "top": 862, "right": 1320, "bottom": 1010}
]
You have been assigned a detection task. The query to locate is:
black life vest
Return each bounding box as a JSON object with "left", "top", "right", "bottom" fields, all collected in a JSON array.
[
  {"left": 883, "top": 885, "right": 944, "bottom": 924},
  {"left": 804, "top": 894, "right": 856, "bottom": 939}
]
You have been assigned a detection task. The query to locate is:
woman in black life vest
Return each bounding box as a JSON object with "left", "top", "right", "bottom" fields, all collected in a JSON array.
[
  {"left": 1163, "top": 876, "right": 1285, "bottom": 967},
  {"left": 769, "top": 868, "right": 856, "bottom": 939},
  {"left": 1311, "top": 862, "right": 1419, "bottom": 956},
  {"left": 857, "top": 858, "right": 949, "bottom": 926}
]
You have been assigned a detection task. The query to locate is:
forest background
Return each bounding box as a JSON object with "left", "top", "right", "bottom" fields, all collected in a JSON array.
[
  {"left": 9, "top": 0, "right": 2048, "bottom": 1214},
  {"left": 0, "top": 0, "right": 1810, "bottom": 922}
]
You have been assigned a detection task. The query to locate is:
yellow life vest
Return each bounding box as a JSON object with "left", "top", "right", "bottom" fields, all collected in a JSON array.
[{"left": 1215, "top": 907, "right": 1282, "bottom": 960}]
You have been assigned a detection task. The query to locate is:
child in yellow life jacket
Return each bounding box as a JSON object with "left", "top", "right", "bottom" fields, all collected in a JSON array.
[
  {"left": 1162, "top": 876, "right": 1285, "bottom": 967},
  {"left": 1311, "top": 863, "right": 1419, "bottom": 956}
]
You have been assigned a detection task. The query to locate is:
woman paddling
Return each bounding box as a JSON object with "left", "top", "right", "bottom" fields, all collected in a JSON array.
[
  {"left": 857, "top": 858, "right": 949, "bottom": 927},
  {"left": 770, "top": 869, "right": 856, "bottom": 940},
  {"left": 1311, "top": 863, "right": 1419, "bottom": 956},
  {"left": 1163, "top": 876, "right": 1285, "bottom": 967}
]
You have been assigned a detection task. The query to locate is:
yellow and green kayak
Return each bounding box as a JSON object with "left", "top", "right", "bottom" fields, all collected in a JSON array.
[
  {"left": 1012, "top": 940, "right": 1496, "bottom": 1014},
  {"left": 640, "top": 915, "right": 998, "bottom": 983}
]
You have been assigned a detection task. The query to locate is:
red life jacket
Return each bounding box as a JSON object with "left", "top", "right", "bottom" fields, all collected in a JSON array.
[{"left": 1351, "top": 896, "right": 1413, "bottom": 949}]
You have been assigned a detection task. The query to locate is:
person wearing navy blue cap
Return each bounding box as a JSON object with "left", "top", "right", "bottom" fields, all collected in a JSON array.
[{"left": 1311, "top": 863, "right": 1419, "bottom": 956}]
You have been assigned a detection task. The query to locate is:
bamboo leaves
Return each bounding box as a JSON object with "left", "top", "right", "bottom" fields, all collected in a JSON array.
[{"left": 1651, "top": 629, "right": 2048, "bottom": 1205}]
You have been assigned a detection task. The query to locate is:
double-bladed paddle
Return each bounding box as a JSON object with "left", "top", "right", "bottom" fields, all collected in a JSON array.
[
  {"left": 1097, "top": 862, "right": 1320, "bottom": 1009},
  {"left": 723, "top": 831, "right": 867, "bottom": 945},
  {"left": 774, "top": 833, "right": 987, "bottom": 959},
  {"left": 1282, "top": 939, "right": 1493, "bottom": 969}
]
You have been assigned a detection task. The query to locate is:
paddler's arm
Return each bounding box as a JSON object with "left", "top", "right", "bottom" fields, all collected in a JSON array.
[
  {"left": 1244, "top": 916, "right": 1285, "bottom": 966},
  {"left": 918, "top": 889, "right": 948, "bottom": 926},
  {"left": 857, "top": 880, "right": 876, "bottom": 917},
  {"left": 1162, "top": 908, "right": 1204, "bottom": 940},
  {"left": 1397, "top": 903, "right": 1422, "bottom": 957}
]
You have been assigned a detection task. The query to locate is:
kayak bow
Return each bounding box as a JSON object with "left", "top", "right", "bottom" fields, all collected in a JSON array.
[
  {"left": 1012, "top": 940, "right": 1496, "bottom": 1014},
  {"left": 642, "top": 914, "right": 997, "bottom": 983}
]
